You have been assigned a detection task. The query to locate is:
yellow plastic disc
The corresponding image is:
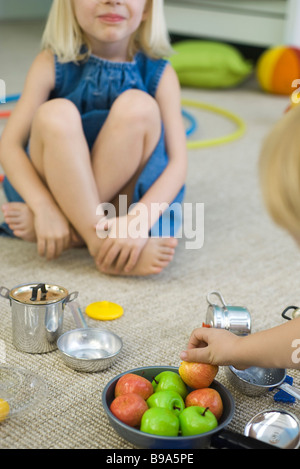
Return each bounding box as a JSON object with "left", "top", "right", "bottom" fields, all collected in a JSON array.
[{"left": 85, "top": 301, "right": 124, "bottom": 321}]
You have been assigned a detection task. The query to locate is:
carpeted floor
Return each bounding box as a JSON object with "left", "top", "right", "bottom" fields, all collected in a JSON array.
[{"left": 1, "top": 20, "right": 300, "bottom": 450}]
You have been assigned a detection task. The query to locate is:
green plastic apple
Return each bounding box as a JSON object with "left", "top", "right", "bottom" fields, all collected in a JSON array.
[
  {"left": 179, "top": 406, "right": 218, "bottom": 436},
  {"left": 140, "top": 407, "right": 180, "bottom": 436},
  {"left": 152, "top": 371, "right": 188, "bottom": 399},
  {"left": 147, "top": 390, "right": 185, "bottom": 416}
]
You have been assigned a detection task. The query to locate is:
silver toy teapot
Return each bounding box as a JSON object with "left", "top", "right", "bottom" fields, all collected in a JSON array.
[{"left": 205, "top": 291, "right": 251, "bottom": 336}]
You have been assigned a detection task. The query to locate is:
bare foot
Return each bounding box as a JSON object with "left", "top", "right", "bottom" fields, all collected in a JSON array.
[
  {"left": 1, "top": 202, "right": 84, "bottom": 249},
  {"left": 96, "top": 237, "right": 178, "bottom": 276},
  {"left": 2, "top": 202, "right": 36, "bottom": 242}
]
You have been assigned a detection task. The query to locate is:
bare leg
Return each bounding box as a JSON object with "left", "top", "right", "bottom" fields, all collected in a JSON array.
[
  {"left": 92, "top": 89, "right": 161, "bottom": 204},
  {"left": 28, "top": 98, "right": 102, "bottom": 256},
  {"left": 91, "top": 90, "right": 178, "bottom": 275},
  {"left": 5, "top": 93, "right": 178, "bottom": 275}
]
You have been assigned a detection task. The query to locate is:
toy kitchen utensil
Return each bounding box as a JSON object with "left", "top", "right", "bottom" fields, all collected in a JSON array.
[
  {"left": 244, "top": 409, "right": 300, "bottom": 449},
  {"left": 0, "top": 365, "right": 48, "bottom": 419},
  {"left": 102, "top": 366, "right": 276, "bottom": 449},
  {"left": 225, "top": 366, "right": 300, "bottom": 400},
  {"left": 281, "top": 305, "right": 300, "bottom": 320},
  {"left": 0, "top": 282, "right": 78, "bottom": 353},
  {"left": 206, "top": 291, "right": 251, "bottom": 335},
  {"left": 57, "top": 302, "right": 123, "bottom": 373}
]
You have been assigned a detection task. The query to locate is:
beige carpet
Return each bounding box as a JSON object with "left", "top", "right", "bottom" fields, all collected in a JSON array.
[{"left": 1, "top": 21, "right": 300, "bottom": 449}]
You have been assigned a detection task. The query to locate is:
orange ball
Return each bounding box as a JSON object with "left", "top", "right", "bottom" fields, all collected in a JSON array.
[{"left": 257, "top": 46, "right": 300, "bottom": 95}]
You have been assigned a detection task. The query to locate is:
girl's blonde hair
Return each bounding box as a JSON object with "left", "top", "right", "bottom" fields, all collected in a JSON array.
[
  {"left": 259, "top": 105, "right": 300, "bottom": 237},
  {"left": 41, "top": 0, "right": 172, "bottom": 62}
]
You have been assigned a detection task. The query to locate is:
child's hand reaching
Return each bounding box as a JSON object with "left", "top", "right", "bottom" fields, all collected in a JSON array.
[{"left": 180, "top": 327, "right": 243, "bottom": 368}]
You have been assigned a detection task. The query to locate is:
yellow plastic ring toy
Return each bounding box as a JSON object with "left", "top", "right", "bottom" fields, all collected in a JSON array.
[{"left": 182, "top": 99, "right": 246, "bottom": 149}]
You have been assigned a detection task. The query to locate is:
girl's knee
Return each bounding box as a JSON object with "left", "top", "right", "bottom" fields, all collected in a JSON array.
[
  {"left": 32, "top": 98, "right": 81, "bottom": 136},
  {"left": 112, "top": 90, "right": 161, "bottom": 128}
]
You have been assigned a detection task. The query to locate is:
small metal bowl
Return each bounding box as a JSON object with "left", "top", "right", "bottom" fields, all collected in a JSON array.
[
  {"left": 57, "top": 329, "right": 123, "bottom": 373},
  {"left": 102, "top": 366, "right": 235, "bottom": 449}
]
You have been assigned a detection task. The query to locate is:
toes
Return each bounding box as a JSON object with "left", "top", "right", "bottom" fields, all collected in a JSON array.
[
  {"left": 4, "top": 217, "right": 22, "bottom": 230},
  {"left": 163, "top": 237, "right": 178, "bottom": 248}
]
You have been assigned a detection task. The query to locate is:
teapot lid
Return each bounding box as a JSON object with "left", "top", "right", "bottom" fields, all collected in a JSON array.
[{"left": 9, "top": 283, "right": 69, "bottom": 305}]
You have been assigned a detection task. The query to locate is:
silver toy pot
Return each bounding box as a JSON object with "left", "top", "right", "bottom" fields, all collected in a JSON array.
[
  {"left": 206, "top": 291, "right": 251, "bottom": 336},
  {"left": 0, "top": 283, "right": 78, "bottom": 353}
]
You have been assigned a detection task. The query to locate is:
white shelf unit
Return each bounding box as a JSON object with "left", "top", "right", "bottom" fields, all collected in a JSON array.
[{"left": 165, "top": 0, "right": 300, "bottom": 47}]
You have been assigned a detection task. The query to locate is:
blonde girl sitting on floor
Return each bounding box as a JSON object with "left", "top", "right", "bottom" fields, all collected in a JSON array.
[
  {"left": 181, "top": 105, "right": 300, "bottom": 370},
  {"left": 0, "top": 0, "right": 187, "bottom": 276}
]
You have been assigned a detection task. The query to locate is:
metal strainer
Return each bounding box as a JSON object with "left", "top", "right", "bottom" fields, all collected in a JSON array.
[{"left": 225, "top": 366, "right": 300, "bottom": 400}]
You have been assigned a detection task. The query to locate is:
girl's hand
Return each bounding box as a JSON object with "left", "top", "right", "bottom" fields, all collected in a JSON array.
[
  {"left": 180, "top": 327, "right": 242, "bottom": 367},
  {"left": 95, "top": 215, "right": 148, "bottom": 273},
  {"left": 33, "top": 203, "right": 71, "bottom": 260}
]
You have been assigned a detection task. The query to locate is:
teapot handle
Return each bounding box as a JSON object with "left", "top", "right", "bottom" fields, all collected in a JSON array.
[
  {"left": 281, "top": 306, "right": 299, "bottom": 320},
  {"left": 0, "top": 286, "right": 10, "bottom": 300},
  {"left": 63, "top": 291, "right": 78, "bottom": 305},
  {"left": 207, "top": 291, "right": 227, "bottom": 308}
]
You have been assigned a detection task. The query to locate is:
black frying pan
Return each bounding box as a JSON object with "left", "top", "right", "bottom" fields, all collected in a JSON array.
[{"left": 102, "top": 366, "right": 278, "bottom": 449}]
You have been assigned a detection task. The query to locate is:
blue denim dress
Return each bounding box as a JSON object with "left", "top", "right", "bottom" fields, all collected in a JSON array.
[{"left": 1, "top": 51, "right": 185, "bottom": 237}]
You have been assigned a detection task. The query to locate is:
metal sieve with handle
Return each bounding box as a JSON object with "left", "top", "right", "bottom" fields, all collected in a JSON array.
[{"left": 225, "top": 366, "right": 300, "bottom": 400}]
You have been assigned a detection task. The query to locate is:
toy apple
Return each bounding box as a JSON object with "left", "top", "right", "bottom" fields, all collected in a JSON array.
[
  {"left": 152, "top": 371, "right": 188, "bottom": 399},
  {"left": 110, "top": 393, "right": 148, "bottom": 427},
  {"left": 115, "top": 373, "right": 153, "bottom": 400},
  {"left": 146, "top": 390, "right": 185, "bottom": 416},
  {"left": 179, "top": 361, "right": 218, "bottom": 389},
  {"left": 140, "top": 407, "right": 180, "bottom": 436},
  {"left": 185, "top": 388, "right": 223, "bottom": 420},
  {"left": 179, "top": 406, "right": 218, "bottom": 436}
]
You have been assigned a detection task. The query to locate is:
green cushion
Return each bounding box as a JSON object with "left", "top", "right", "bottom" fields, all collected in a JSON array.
[{"left": 169, "top": 40, "right": 253, "bottom": 88}]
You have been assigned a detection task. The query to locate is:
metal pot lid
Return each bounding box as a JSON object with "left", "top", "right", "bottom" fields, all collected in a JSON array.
[
  {"left": 244, "top": 409, "right": 300, "bottom": 449},
  {"left": 9, "top": 283, "right": 69, "bottom": 305}
]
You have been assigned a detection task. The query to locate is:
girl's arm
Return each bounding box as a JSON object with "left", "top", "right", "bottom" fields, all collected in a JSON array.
[
  {"left": 0, "top": 50, "right": 55, "bottom": 208},
  {"left": 180, "top": 319, "right": 300, "bottom": 370},
  {"left": 0, "top": 50, "right": 71, "bottom": 258},
  {"left": 129, "top": 64, "right": 188, "bottom": 228}
]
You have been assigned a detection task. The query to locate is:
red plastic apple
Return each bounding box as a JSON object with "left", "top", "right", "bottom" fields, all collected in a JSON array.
[
  {"left": 110, "top": 393, "right": 148, "bottom": 427},
  {"left": 179, "top": 361, "right": 218, "bottom": 389},
  {"left": 115, "top": 373, "right": 153, "bottom": 400},
  {"left": 185, "top": 388, "right": 223, "bottom": 420}
]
